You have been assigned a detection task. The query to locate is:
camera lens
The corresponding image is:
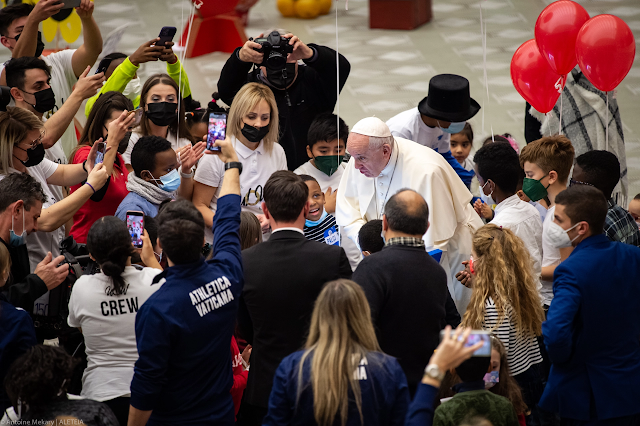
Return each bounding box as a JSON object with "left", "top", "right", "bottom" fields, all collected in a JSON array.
[{"left": 266, "top": 51, "right": 286, "bottom": 70}]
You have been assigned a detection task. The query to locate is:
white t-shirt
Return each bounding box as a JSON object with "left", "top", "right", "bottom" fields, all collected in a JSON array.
[
  {"left": 386, "top": 107, "right": 451, "bottom": 153},
  {"left": 0, "top": 159, "right": 62, "bottom": 315},
  {"left": 194, "top": 137, "right": 287, "bottom": 243},
  {"left": 541, "top": 205, "right": 561, "bottom": 306},
  {"left": 44, "top": 140, "right": 67, "bottom": 204},
  {"left": 294, "top": 160, "right": 346, "bottom": 193},
  {"left": 67, "top": 266, "right": 164, "bottom": 401},
  {"left": 42, "top": 50, "right": 79, "bottom": 156},
  {"left": 122, "top": 131, "right": 192, "bottom": 165}
]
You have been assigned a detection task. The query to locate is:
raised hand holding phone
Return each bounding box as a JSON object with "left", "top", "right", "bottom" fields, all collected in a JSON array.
[
  {"left": 126, "top": 211, "right": 145, "bottom": 249},
  {"left": 206, "top": 113, "right": 227, "bottom": 152}
]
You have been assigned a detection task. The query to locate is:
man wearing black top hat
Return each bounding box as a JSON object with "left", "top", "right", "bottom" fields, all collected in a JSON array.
[{"left": 387, "top": 74, "right": 480, "bottom": 188}]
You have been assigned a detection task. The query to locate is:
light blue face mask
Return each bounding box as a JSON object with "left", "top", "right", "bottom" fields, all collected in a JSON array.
[
  {"left": 483, "top": 370, "right": 499, "bottom": 389},
  {"left": 150, "top": 169, "right": 181, "bottom": 192},
  {"left": 305, "top": 210, "right": 327, "bottom": 228},
  {"left": 10, "top": 209, "right": 26, "bottom": 247},
  {"left": 439, "top": 121, "right": 466, "bottom": 134}
]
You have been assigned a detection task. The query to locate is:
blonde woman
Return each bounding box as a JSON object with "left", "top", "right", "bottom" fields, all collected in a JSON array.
[
  {"left": 263, "top": 279, "right": 409, "bottom": 426},
  {"left": 462, "top": 224, "right": 546, "bottom": 425},
  {"left": 193, "top": 82, "right": 287, "bottom": 243}
]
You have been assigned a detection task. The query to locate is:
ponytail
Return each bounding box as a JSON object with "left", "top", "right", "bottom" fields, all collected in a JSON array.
[{"left": 87, "top": 216, "right": 135, "bottom": 296}]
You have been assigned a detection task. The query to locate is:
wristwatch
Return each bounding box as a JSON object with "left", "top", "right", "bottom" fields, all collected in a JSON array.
[
  {"left": 225, "top": 161, "right": 243, "bottom": 175},
  {"left": 424, "top": 364, "right": 445, "bottom": 381}
]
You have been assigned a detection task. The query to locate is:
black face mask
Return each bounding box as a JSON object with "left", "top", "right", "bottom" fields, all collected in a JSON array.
[
  {"left": 146, "top": 102, "right": 177, "bottom": 127},
  {"left": 15, "top": 31, "right": 45, "bottom": 57},
  {"left": 241, "top": 123, "right": 269, "bottom": 143},
  {"left": 23, "top": 87, "right": 56, "bottom": 114},
  {"left": 266, "top": 63, "right": 296, "bottom": 89},
  {"left": 16, "top": 143, "right": 45, "bottom": 167}
]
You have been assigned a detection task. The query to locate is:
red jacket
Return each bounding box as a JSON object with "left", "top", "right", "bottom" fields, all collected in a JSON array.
[{"left": 231, "top": 336, "right": 248, "bottom": 418}]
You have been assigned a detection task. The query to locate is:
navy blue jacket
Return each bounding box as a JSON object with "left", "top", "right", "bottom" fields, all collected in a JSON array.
[
  {"left": 541, "top": 234, "right": 640, "bottom": 420},
  {"left": 0, "top": 295, "right": 37, "bottom": 411},
  {"left": 263, "top": 350, "right": 409, "bottom": 426},
  {"left": 130, "top": 194, "right": 243, "bottom": 425}
]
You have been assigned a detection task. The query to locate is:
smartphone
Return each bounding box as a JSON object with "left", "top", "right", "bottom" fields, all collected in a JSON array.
[
  {"left": 206, "top": 113, "right": 226, "bottom": 152},
  {"left": 126, "top": 211, "right": 145, "bottom": 249},
  {"left": 58, "top": 0, "right": 82, "bottom": 9},
  {"left": 95, "top": 57, "right": 112, "bottom": 75},
  {"left": 130, "top": 109, "right": 143, "bottom": 127},
  {"left": 155, "top": 26, "right": 177, "bottom": 47},
  {"left": 439, "top": 330, "right": 492, "bottom": 357},
  {"left": 95, "top": 142, "right": 106, "bottom": 164}
]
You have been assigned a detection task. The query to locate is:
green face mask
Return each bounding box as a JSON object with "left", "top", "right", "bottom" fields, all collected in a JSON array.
[
  {"left": 313, "top": 155, "right": 345, "bottom": 176},
  {"left": 522, "top": 175, "right": 550, "bottom": 202}
]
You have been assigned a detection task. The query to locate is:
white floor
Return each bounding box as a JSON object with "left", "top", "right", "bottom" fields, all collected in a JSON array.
[{"left": 7, "top": 0, "right": 640, "bottom": 198}]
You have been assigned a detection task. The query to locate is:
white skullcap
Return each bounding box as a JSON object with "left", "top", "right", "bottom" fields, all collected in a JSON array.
[{"left": 351, "top": 117, "right": 392, "bottom": 138}]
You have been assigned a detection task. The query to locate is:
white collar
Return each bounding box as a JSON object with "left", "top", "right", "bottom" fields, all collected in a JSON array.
[
  {"left": 378, "top": 139, "right": 398, "bottom": 178},
  {"left": 272, "top": 227, "right": 304, "bottom": 235},
  {"left": 233, "top": 136, "right": 263, "bottom": 159},
  {"left": 494, "top": 194, "right": 522, "bottom": 216}
]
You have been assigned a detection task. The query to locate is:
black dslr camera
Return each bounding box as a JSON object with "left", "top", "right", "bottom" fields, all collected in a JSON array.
[{"left": 253, "top": 31, "right": 294, "bottom": 70}]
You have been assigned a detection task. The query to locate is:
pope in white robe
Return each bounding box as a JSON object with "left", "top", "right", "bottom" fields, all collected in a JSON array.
[{"left": 336, "top": 117, "right": 483, "bottom": 313}]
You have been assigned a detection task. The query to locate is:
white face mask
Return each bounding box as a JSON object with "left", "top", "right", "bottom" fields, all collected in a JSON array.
[
  {"left": 480, "top": 180, "right": 495, "bottom": 206},
  {"left": 545, "top": 221, "right": 581, "bottom": 249},
  {"left": 123, "top": 77, "right": 142, "bottom": 99}
]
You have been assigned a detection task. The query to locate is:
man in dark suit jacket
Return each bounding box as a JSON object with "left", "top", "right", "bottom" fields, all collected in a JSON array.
[
  {"left": 237, "top": 171, "right": 352, "bottom": 426},
  {"left": 352, "top": 189, "right": 460, "bottom": 396},
  {"left": 541, "top": 186, "right": 640, "bottom": 424}
]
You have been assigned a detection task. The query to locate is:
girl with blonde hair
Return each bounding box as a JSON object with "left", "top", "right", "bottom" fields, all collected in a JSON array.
[
  {"left": 193, "top": 82, "right": 287, "bottom": 243},
  {"left": 462, "top": 224, "right": 546, "bottom": 425},
  {"left": 263, "top": 279, "right": 409, "bottom": 426}
]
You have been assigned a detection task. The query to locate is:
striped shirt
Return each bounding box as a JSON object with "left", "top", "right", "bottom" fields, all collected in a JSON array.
[
  {"left": 482, "top": 297, "right": 542, "bottom": 376},
  {"left": 304, "top": 214, "right": 340, "bottom": 246}
]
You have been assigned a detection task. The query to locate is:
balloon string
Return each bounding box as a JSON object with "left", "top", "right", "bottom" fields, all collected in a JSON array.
[
  {"left": 606, "top": 91, "right": 609, "bottom": 151},
  {"left": 336, "top": 0, "right": 340, "bottom": 171},
  {"left": 479, "top": 1, "right": 485, "bottom": 135},
  {"left": 559, "top": 90, "right": 563, "bottom": 135}
]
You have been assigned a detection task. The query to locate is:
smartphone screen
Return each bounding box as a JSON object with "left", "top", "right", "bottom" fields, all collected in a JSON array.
[
  {"left": 95, "top": 142, "right": 106, "bottom": 164},
  {"left": 206, "top": 113, "right": 226, "bottom": 151},
  {"left": 126, "top": 211, "right": 145, "bottom": 249},
  {"left": 95, "top": 57, "right": 112, "bottom": 75},
  {"left": 59, "top": 0, "right": 82, "bottom": 9},
  {"left": 440, "top": 330, "right": 492, "bottom": 357},
  {"left": 155, "top": 26, "right": 177, "bottom": 47}
]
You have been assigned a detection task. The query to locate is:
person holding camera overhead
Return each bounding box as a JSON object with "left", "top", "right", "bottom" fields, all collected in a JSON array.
[
  {"left": 218, "top": 30, "right": 350, "bottom": 170},
  {"left": 67, "top": 216, "right": 162, "bottom": 426}
]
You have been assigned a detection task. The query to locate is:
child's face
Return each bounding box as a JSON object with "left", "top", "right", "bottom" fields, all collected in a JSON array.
[
  {"left": 305, "top": 180, "right": 325, "bottom": 222},
  {"left": 450, "top": 133, "right": 472, "bottom": 165},
  {"left": 490, "top": 348, "right": 500, "bottom": 372},
  {"left": 628, "top": 199, "right": 640, "bottom": 228},
  {"left": 307, "top": 139, "right": 346, "bottom": 159}
]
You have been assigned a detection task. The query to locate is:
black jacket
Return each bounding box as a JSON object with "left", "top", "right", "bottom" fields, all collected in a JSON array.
[
  {"left": 0, "top": 238, "right": 47, "bottom": 312},
  {"left": 218, "top": 44, "right": 351, "bottom": 170},
  {"left": 238, "top": 230, "right": 352, "bottom": 408},
  {"left": 352, "top": 244, "right": 460, "bottom": 395}
]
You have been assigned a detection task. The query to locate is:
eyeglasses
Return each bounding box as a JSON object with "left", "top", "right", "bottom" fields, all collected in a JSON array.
[
  {"left": 569, "top": 178, "right": 595, "bottom": 188},
  {"left": 22, "top": 129, "right": 46, "bottom": 150}
]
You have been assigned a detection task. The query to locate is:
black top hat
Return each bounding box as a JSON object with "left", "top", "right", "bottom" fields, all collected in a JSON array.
[{"left": 418, "top": 74, "right": 481, "bottom": 122}]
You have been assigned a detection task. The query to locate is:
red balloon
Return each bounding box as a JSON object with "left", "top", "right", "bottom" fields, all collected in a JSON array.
[
  {"left": 576, "top": 14, "right": 636, "bottom": 92},
  {"left": 535, "top": 0, "right": 590, "bottom": 75},
  {"left": 511, "top": 40, "right": 566, "bottom": 114}
]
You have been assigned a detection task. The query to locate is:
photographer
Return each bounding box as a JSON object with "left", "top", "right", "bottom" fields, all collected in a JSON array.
[
  {"left": 67, "top": 216, "right": 161, "bottom": 426},
  {"left": 0, "top": 173, "right": 68, "bottom": 313},
  {"left": 218, "top": 31, "right": 350, "bottom": 170}
]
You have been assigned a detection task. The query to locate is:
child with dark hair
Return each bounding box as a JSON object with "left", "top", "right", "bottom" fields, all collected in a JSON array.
[
  {"left": 358, "top": 219, "right": 384, "bottom": 256},
  {"left": 294, "top": 113, "right": 349, "bottom": 214},
  {"left": 67, "top": 217, "right": 162, "bottom": 426},
  {"left": 300, "top": 175, "right": 340, "bottom": 246},
  {"left": 4, "top": 345, "right": 119, "bottom": 425},
  {"left": 433, "top": 356, "right": 519, "bottom": 426},
  {"left": 240, "top": 211, "right": 262, "bottom": 250},
  {"left": 629, "top": 194, "right": 640, "bottom": 230}
]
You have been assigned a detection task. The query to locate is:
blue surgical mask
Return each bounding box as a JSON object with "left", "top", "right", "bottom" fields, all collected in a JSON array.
[
  {"left": 305, "top": 210, "right": 327, "bottom": 228},
  {"left": 439, "top": 121, "right": 466, "bottom": 134},
  {"left": 9, "top": 209, "right": 26, "bottom": 247},
  {"left": 150, "top": 169, "right": 181, "bottom": 192},
  {"left": 480, "top": 180, "right": 495, "bottom": 205}
]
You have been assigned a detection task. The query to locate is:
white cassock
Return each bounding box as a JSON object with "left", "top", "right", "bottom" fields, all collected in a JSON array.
[{"left": 336, "top": 137, "right": 483, "bottom": 314}]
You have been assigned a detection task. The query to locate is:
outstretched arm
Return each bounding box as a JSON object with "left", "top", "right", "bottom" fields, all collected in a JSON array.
[{"left": 72, "top": 0, "right": 103, "bottom": 78}]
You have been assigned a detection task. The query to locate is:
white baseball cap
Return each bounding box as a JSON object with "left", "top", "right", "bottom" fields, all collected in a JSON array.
[{"left": 351, "top": 117, "right": 392, "bottom": 138}]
